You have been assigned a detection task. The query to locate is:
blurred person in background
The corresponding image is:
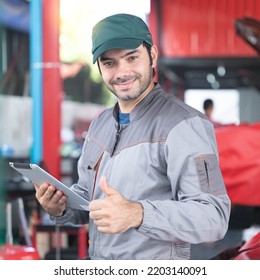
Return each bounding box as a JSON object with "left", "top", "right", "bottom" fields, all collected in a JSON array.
[{"left": 203, "top": 98, "right": 222, "bottom": 128}]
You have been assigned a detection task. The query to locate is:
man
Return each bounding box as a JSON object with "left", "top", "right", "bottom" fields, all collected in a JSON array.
[
  {"left": 35, "top": 13, "right": 230, "bottom": 260},
  {"left": 203, "top": 99, "right": 222, "bottom": 128},
  {"left": 203, "top": 99, "right": 214, "bottom": 119}
]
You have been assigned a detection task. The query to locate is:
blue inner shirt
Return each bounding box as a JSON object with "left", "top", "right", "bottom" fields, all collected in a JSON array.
[{"left": 118, "top": 111, "right": 130, "bottom": 125}]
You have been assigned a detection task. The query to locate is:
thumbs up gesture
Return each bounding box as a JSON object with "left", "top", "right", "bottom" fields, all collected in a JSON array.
[
  {"left": 89, "top": 176, "right": 143, "bottom": 234},
  {"left": 99, "top": 175, "right": 119, "bottom": 196}
]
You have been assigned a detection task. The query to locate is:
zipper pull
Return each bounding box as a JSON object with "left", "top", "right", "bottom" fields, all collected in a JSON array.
[
  {"left": 204, "top": 160, "right": 209, "bottom": 183},
  {"left": 111, "top": 124, "right": 121, "bottom": 156}
]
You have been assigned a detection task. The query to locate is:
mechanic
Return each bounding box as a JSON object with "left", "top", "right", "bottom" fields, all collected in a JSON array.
[{"left": 35, "top": 13, "right": 231, "bottom": 260}]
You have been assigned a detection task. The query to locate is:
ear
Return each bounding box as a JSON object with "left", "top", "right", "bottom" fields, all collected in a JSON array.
[{"left": 150, "top": 45, "right": 158, "bottom": 68}]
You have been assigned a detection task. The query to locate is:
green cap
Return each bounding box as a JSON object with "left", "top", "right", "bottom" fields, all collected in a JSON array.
[{"left": 91, "top": 13, "right": 153, "bottom": 63}]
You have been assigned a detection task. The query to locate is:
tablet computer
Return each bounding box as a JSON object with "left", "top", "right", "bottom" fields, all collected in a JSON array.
[{"left": 9, "top": 162, "right": 89, "bottom": 211}]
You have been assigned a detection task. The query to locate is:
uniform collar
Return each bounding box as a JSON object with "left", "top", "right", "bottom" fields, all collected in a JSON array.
[{"left": 112, "top": 83, "right": 161, "bottom": 123}]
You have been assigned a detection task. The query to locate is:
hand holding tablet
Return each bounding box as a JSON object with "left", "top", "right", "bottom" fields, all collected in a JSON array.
[{"left": 9, "top": 162, "right": 89, "bottom": 211}]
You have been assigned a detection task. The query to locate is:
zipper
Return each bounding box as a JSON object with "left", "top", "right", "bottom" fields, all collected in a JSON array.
[
  {"left": 111, "top": 124, "right": 122, "bottom": 156},
  {"left": 91, "top": 156, "right": 102, "bottom": 201}
]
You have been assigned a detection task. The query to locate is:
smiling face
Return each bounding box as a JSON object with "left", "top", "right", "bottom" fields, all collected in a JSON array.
[{"left": 98, "top": 44, "right": 158, "bottom": 112}]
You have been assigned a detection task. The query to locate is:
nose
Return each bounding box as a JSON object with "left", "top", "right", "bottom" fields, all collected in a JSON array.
[{"left": 113, "top": 61, "right": 132, "bottom": 80}]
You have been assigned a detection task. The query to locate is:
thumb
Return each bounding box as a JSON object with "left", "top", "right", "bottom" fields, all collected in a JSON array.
[{"left": 99, "top": 176, "right": 118, "bottom": 196}]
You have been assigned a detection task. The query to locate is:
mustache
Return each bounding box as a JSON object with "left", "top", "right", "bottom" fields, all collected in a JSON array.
[{"left": 111, "top": 75, "right": 140, "bottom": 85}]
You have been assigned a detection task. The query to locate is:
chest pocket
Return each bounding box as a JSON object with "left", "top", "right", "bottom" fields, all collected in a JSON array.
[
  {"left": 84, "top": 138, "right": 104, "bottom": 169},
  {"left": 83, "top": 138, "right": 104, "bottom": 199}
]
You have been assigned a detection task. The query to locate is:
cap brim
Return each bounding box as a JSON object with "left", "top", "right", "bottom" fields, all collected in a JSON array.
[{"left": 92, "top": 38, "right": 143, "bottom": 63}]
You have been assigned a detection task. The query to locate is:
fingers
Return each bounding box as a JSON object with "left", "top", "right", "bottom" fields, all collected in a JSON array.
[
  {"left": 89, "top": 209, "right": 103, "bottom": 220},
  {"left": 35, "top": 183, "right": 67, "bottom": 216},
  {"left": 89, "top": 200, "right": 110, "bottom": 228},
  {"left": 89, "top": 209, "right": 113, "bottom": 233},
  {"left": 33, "top": 183, "right": 39, "bottom": 191},
  {"left": 35, "top": 183, "right": 55, "bottom": 201},
  {"left": 95, "top": 220, "right": 111, "bottom": 229}
]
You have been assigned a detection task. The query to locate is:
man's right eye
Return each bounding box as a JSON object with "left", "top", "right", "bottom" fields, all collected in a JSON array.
[{"left": 103, "top": 61, "right": 114, "bottom": 67}]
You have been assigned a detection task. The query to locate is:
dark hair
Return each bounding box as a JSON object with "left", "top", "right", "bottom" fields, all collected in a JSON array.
[
  {"left": 96, "top": 42, "right": 156, "bottom": 77},
  {"left": 142, "top": 42, "right": 156, "bottom": 77},
  {"left": 203, "top": 99, "right": 213, "bottom": 110}
]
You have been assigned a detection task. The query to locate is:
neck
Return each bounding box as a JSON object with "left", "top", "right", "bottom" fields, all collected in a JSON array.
[{"left": 118, "top": 82, "right": 155, "bottom": 113}]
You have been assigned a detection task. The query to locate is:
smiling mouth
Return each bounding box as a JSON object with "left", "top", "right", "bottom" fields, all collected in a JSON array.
[
  {"left": 114, "top": 78, "right": 136, "bottom": 85},
  {"left": 114, "top": 79, "right": 136, "bottom": 90}
]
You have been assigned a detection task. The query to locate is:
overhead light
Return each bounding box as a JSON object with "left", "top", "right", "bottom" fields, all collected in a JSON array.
[
  {"left": 211, "top": 81, "right": 220, "bottom": 89},
  {"left": 217, "top": 66, "right": 226, "bottom": 77},
  {"left": 207, "top": 73, "right": 216, "bottom": 84}
]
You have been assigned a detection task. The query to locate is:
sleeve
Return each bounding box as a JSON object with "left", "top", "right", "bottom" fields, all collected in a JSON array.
[{"left": 137, "top": 116, "right": 231, "bottom": 244}]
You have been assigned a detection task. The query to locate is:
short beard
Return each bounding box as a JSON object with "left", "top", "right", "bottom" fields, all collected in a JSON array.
[{"left": 109, "top": 67, "right": 153, "bottom": 102}]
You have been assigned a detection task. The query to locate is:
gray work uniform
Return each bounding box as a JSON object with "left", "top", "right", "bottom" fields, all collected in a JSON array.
[{"left": 54, "top": 83, "right": 231, "bottom": 260}]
